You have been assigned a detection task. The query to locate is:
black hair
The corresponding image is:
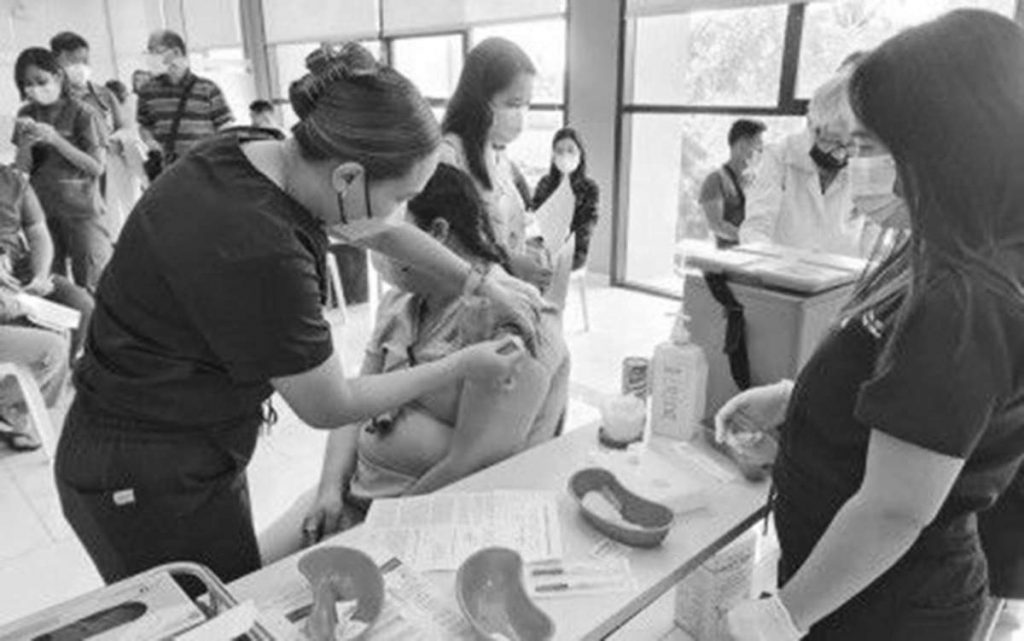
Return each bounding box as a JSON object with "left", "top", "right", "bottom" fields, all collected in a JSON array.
[
  {"left": 541, "top": 127, "right": 589, "bottom": 187},
  {"left": 50, "top": 31, "right": 89, "bottom": 55},
  {"left": 149, "top": 30, "right": 187, "bottom": 55},
  {"left": 442, "top": 38, "right": 536, "bottom": 190},
  {"left": 727, "top": 119, "right": 766, "bottom": 147},
  {"left": 249, "top": 99, "right": 274, "bottom": 113},
  {"left": 840, "top": 50, "right": 870, "bottom": 70},
  {"left": 407, "top": 164, "right": 510, "bottom": 271},
  {"left": 289, "top": 42, "right": 440, "bottom": 180},
  {"left": 105, "top": 80, "right": 127, "bottom": 104},
  {"left": 14, "top": 47, "right": 66, "bottom": 100}
]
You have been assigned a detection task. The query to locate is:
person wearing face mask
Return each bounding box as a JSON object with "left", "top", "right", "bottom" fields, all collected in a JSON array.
[
  {"left": 12, "top": 47, "right": 112, "bottom": 293},
  {"left": 719, "top": 11, "right": 1024, "bottom": 639},
  {"left": 440, "top": 38, "right": 553, "bottom": 291},
  {"left": 532, "top": 128, "right": 599, "bottom": 271},
  {"left": 54, "top": 43, "right": 543, "bottom": 588},
  {"left": 261, "top": 164, "right": 570, "bottom": 556},
  {"left": 741, "top": 73, "right": 870, "bottom": 258},
  {"left": 50, "top": 32, "right": 125, "bottom": 139},
  {"left": 699, "top": 119, "right": 766, "bottom": 249},
  {"left": 136, "top": 30, "right": 234, "bottom": 179}
]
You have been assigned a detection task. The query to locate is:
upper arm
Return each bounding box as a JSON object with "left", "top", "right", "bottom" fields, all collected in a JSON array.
[
  {"left": 859, "top": 429, "right": 964, "bottom": 527},
  {"left": 20, "top": 184, "right": 46, "bottom": 233},
  {"left": 136, "top": 92, "right": 154, "bottom": 128},
  {"left": 272, "top": 352, "right": 347, "bottom": 428}
]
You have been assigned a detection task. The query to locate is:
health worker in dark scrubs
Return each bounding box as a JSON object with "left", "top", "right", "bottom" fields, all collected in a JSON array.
[
  {"left": 54, "top": 43, "right": 536, "bottom": 586},
  {"left": 719, "top": 11, "right": 1024, "bottom": 641}
]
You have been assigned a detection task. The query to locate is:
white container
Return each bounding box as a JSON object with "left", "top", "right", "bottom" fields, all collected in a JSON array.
[
  {"left": 674, "top": 529, "right": 757, "bottom": 641},
  {"left": 650, "top": 313, "right": 708, "bottom": 441}
]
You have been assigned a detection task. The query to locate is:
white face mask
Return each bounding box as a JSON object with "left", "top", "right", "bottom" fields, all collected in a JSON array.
[
  {"left": 64, "top": 63, "right": 91, "bottom": 87},
  {"left": 490, "top": 105, "right": 527, "bottom": 147},
  {"left": 147, "top": 53, "right": 171, "bottom": 76},
  {"left": 849, "top": 155, "right": 897, "bottom": 199},
  {"left": 554, "top": 153, "right": 580, "bottom": 175},
  {"left": 26, "top": 82, "right": 61, "bottom": 106}
]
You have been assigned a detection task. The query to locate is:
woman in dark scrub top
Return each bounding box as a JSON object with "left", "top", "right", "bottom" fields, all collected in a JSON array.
[
  {"left": 54, "top": 43, "right": 535, "bottom": 586},
  {"left": 719, "top": 11, "right": 1024, "bottom": 641}
]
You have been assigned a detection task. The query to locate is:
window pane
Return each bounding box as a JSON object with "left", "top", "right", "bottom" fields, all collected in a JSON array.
[
  {"left": 189, "top": 48, "right": 254, "bottom": 125},
  {"left": 506, "top": 109, "right": 565, "bottom": 189},
  {"left": 471, "top": 18, "right": 567, "bottom": 104},
  {"left": 391, "top": 35, "right": 463, "bottom": 100},
  {"left": 630, "top": 6, "right": 788, "bottom": 107},
  {"left": 622, "top": 113, "right": 805, "bottom": 295},
  {"left": 797, "top": 0, "right": 1017, "bottom": 98}
]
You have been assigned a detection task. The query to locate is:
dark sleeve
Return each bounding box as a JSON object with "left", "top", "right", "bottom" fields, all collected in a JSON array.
[
  {"left": 11, "top": 105, "right": 30, "bottom": 145},
  {"left": 571, "top": 180, "right": 599, "bottom": 269},
  {"left": 173, "top": 252, "right": 333, "bottom": 383},
  {"left": 855, "top": 281, "right": 1004, "bottom": 458},
  {"left": 207, "top": 82, "right": 234, "bottom": 128},
  {"left": 698, "top": 172, "right": 723, "bottom": 204},
  {"left": 74, "top": 103, "right": 107, "bottom": 153},
  {"left": 532, "top": 175, "right": 556, "bottom": 210}
]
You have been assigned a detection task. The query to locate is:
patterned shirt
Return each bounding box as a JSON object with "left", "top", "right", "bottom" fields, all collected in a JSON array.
[{"left": 136, "top": 70, "right": 233, "bottom": 160}]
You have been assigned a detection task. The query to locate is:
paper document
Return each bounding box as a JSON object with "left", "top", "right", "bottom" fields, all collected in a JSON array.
[
  {"left": 16, "top": 292, "right": 80, "bottom": 331},
  {"left": 258, "top": 543, "right": 476, "bottom": 641},
  {"left": 534, "top": 178, "right": 575, "bottom": 253},
  {"left": 363, "top": 491, "right": 563, "bottom": 572}
]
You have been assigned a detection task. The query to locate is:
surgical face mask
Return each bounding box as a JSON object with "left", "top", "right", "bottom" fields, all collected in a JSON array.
[
  {"left": 26, "top": 81, "right": 61, "bottom": 106},
  {"left": 810, "top": 144, "right": 849, "bottom": 171},
  {"left": 64, "top": 63, "right": 91, "bottom": 87},
  {"left": 490, "top": 105, "right": 527, "bottom": 147},
  {"left": 850, "top": 155, "right": 907, "bottom": 226},
  {"left": 554, "top": 152, "right": 579, "bottom": 175},
  {"left": 147, "top": 53, "right": 171, "bottom": 76}
]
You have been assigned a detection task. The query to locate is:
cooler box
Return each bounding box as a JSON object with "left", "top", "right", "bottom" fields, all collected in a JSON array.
[{"left": 677, "top": 241, "right": 862, "bottom": 423}]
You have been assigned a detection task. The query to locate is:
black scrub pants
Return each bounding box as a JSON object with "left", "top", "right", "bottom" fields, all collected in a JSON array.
[
  {"left": 775, "top": 490, "right": 988, "bottom": 641},
  {"left": 55, "top": 398, "right": 263, "bottom": 588}
]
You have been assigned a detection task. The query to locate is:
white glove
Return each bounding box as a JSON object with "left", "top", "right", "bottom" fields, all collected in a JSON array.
[
  {"left": 714, "top": 379, "right": 794, "bottom": 444},
  {"left": 727, "top": 594, "right": 805, "bottom": 641}
]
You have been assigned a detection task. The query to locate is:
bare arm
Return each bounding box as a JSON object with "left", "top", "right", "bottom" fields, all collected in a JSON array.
[
  {"left": 778, "top": 429, "right": 963, "bottom": 631},
  {"left": 408, "top": 356, "right": 550, "bottom": 494},
  {"left": 701, "top": 198, "right": 739, "bottom": 242},
  {"left": 357, "top": 223, "right": 473, "bottom": 298},
  {"left": 36, "top": 124, "right": 105, "bottom": 177},
  {"left": 22, "top": 213, "right": 54, "bottom": 286}
]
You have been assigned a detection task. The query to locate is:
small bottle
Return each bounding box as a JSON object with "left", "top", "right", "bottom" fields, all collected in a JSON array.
[{"left": 650, "top": 311, "right": 708, "bottom": 441}]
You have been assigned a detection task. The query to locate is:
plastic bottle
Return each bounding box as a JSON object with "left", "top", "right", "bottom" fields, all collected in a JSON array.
[{"left": 650, "top": 311, "right": 708, "bottom": 441}]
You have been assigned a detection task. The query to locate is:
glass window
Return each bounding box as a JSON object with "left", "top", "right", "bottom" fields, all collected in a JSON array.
[
  {"left": 629, "top": 6, "right": 789, "bottom": 107},
  {"left": 391, "top": 34, "right": 464, "bottom": 100},
  {"left": 471, "top": 18, "right": 567, "bottom": 104},
  {"left": 797, "top": 0, "right": 1017, "bottom": 98},
  {"left": 622, "top": 113, "right": 805, "bottom": 295}
]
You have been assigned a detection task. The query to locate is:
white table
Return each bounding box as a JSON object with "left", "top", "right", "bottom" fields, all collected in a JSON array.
[{"left": 230, "top": 424, "right": 770, "bottom": 640}]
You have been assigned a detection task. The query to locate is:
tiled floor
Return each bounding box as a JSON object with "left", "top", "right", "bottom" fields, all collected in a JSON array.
[{"left": 1, "top": 280, "right": 1021, "bottom": 641}]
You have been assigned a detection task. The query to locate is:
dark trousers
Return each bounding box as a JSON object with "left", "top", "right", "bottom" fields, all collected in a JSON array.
[
  {"left": 776, "top": 494, "right": 988, "bottom": 640},
  {"left": 55, "top": 399, "right": 262, "bottom": 588},
  {"left": 47, "top": 275, "right": 93, "bottom": 355}
]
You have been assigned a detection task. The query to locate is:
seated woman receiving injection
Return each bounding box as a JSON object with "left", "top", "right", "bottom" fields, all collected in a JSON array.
[{"left": 302, "top": 164, "right": 570, "bottom": 543}]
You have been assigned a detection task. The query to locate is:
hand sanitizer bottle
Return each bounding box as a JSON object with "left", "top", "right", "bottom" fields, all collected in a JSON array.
[{"left": 650, "top": 311, "right": 708, "bottom": 441}]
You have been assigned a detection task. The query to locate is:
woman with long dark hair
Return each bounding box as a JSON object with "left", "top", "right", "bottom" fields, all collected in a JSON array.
[
  {"left": 533, "top": 127, "right": 599, "bottom": 270},
  {"left": 720, "top": 10, "right": 1024, "bottom": 640},
  {"left": 440, "top": 37, "right": 552, "bottom": 290}
]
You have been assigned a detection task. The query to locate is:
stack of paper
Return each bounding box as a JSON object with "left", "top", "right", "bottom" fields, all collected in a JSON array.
[
  {"left": 363, "top": 491, "right": 563, "bottom": 572},
  {"left": 534, "top": 178, "right": 575, "bottom": 254},
  {"left": 16, "top": 292, "right": 81, "bottom": 331}
]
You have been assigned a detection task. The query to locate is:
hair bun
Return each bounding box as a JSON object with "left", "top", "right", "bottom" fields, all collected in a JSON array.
[{"left": 290, "top": 42, "right": 379, "bottom": 120}]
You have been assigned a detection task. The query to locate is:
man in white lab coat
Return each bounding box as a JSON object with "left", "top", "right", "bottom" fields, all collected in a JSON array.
[{"left": 741, "top": 74, "right": 872, "bottom": 258}]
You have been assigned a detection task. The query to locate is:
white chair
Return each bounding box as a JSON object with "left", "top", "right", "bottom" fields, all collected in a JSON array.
[
  {"left": 570, "top": 266, "right": 590, "bottom": 333},
  {"left": 0, "top": 362, "right": 58, "bottom": 461},
  {"left": 324, "top": 250, "right": 347, "bottom": 325}
]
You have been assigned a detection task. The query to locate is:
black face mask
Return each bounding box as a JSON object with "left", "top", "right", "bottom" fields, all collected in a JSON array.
[{"left": 810, "top": 145, "right": 849, "bottom": 172}]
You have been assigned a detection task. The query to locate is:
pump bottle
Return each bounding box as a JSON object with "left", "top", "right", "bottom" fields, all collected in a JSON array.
[{"left": 650, "top": 312, "right": 708, "bottom": 441}]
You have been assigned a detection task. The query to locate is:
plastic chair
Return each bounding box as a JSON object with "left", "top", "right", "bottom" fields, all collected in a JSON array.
[
  {"left": 0, "top": 362, "right": 57, "bottom": 461},
  {"left": 324, "top": 251, "right": 347, "bottom": 325},
  {"left": 570, "top": 266, "right": 590, "bottom": 332}
]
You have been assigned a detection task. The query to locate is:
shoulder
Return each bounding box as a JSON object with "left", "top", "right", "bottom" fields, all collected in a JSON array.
[
  {"left": 0, "top": 166, "right": 27, "bottom": 198},
  {"left": 136, "top": 78, "right": 163, "bottom": 98},
  {"left": 193, "top": 76, "right": 225, "bottom": 96},
  {"left": 440, "top": 133, "right": 468, "bottom": 168},
  {"left": 699, "top": 170, "right": 723, "bottom": 199}
]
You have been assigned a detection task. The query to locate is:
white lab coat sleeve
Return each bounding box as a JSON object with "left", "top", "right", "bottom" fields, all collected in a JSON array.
[{"left": 741, "top": 143, "right": 786, "bottom": 246}]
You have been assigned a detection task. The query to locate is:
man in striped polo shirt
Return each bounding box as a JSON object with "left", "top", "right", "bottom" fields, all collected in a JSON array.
[{"left": 137, "top": 30, "right": 234, "bottom": 169}]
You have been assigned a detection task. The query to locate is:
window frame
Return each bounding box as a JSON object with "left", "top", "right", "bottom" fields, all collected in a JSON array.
[{"left": 612, "top": 0, "right": 1022, "bottom": 298}]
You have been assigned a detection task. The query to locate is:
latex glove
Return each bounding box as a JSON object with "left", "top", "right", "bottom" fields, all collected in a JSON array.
[
  {"left": 478, "top": 271, "right": 552, "bottom": 355},
  {"left": 727, "top": 595, "right": 805, "bottom": 641},
  {"left": 458, "top": 336, "right": 525, "bottom": 384},
  {"left": 715, "top": 380, "right": 794, "bottom": 445}
]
